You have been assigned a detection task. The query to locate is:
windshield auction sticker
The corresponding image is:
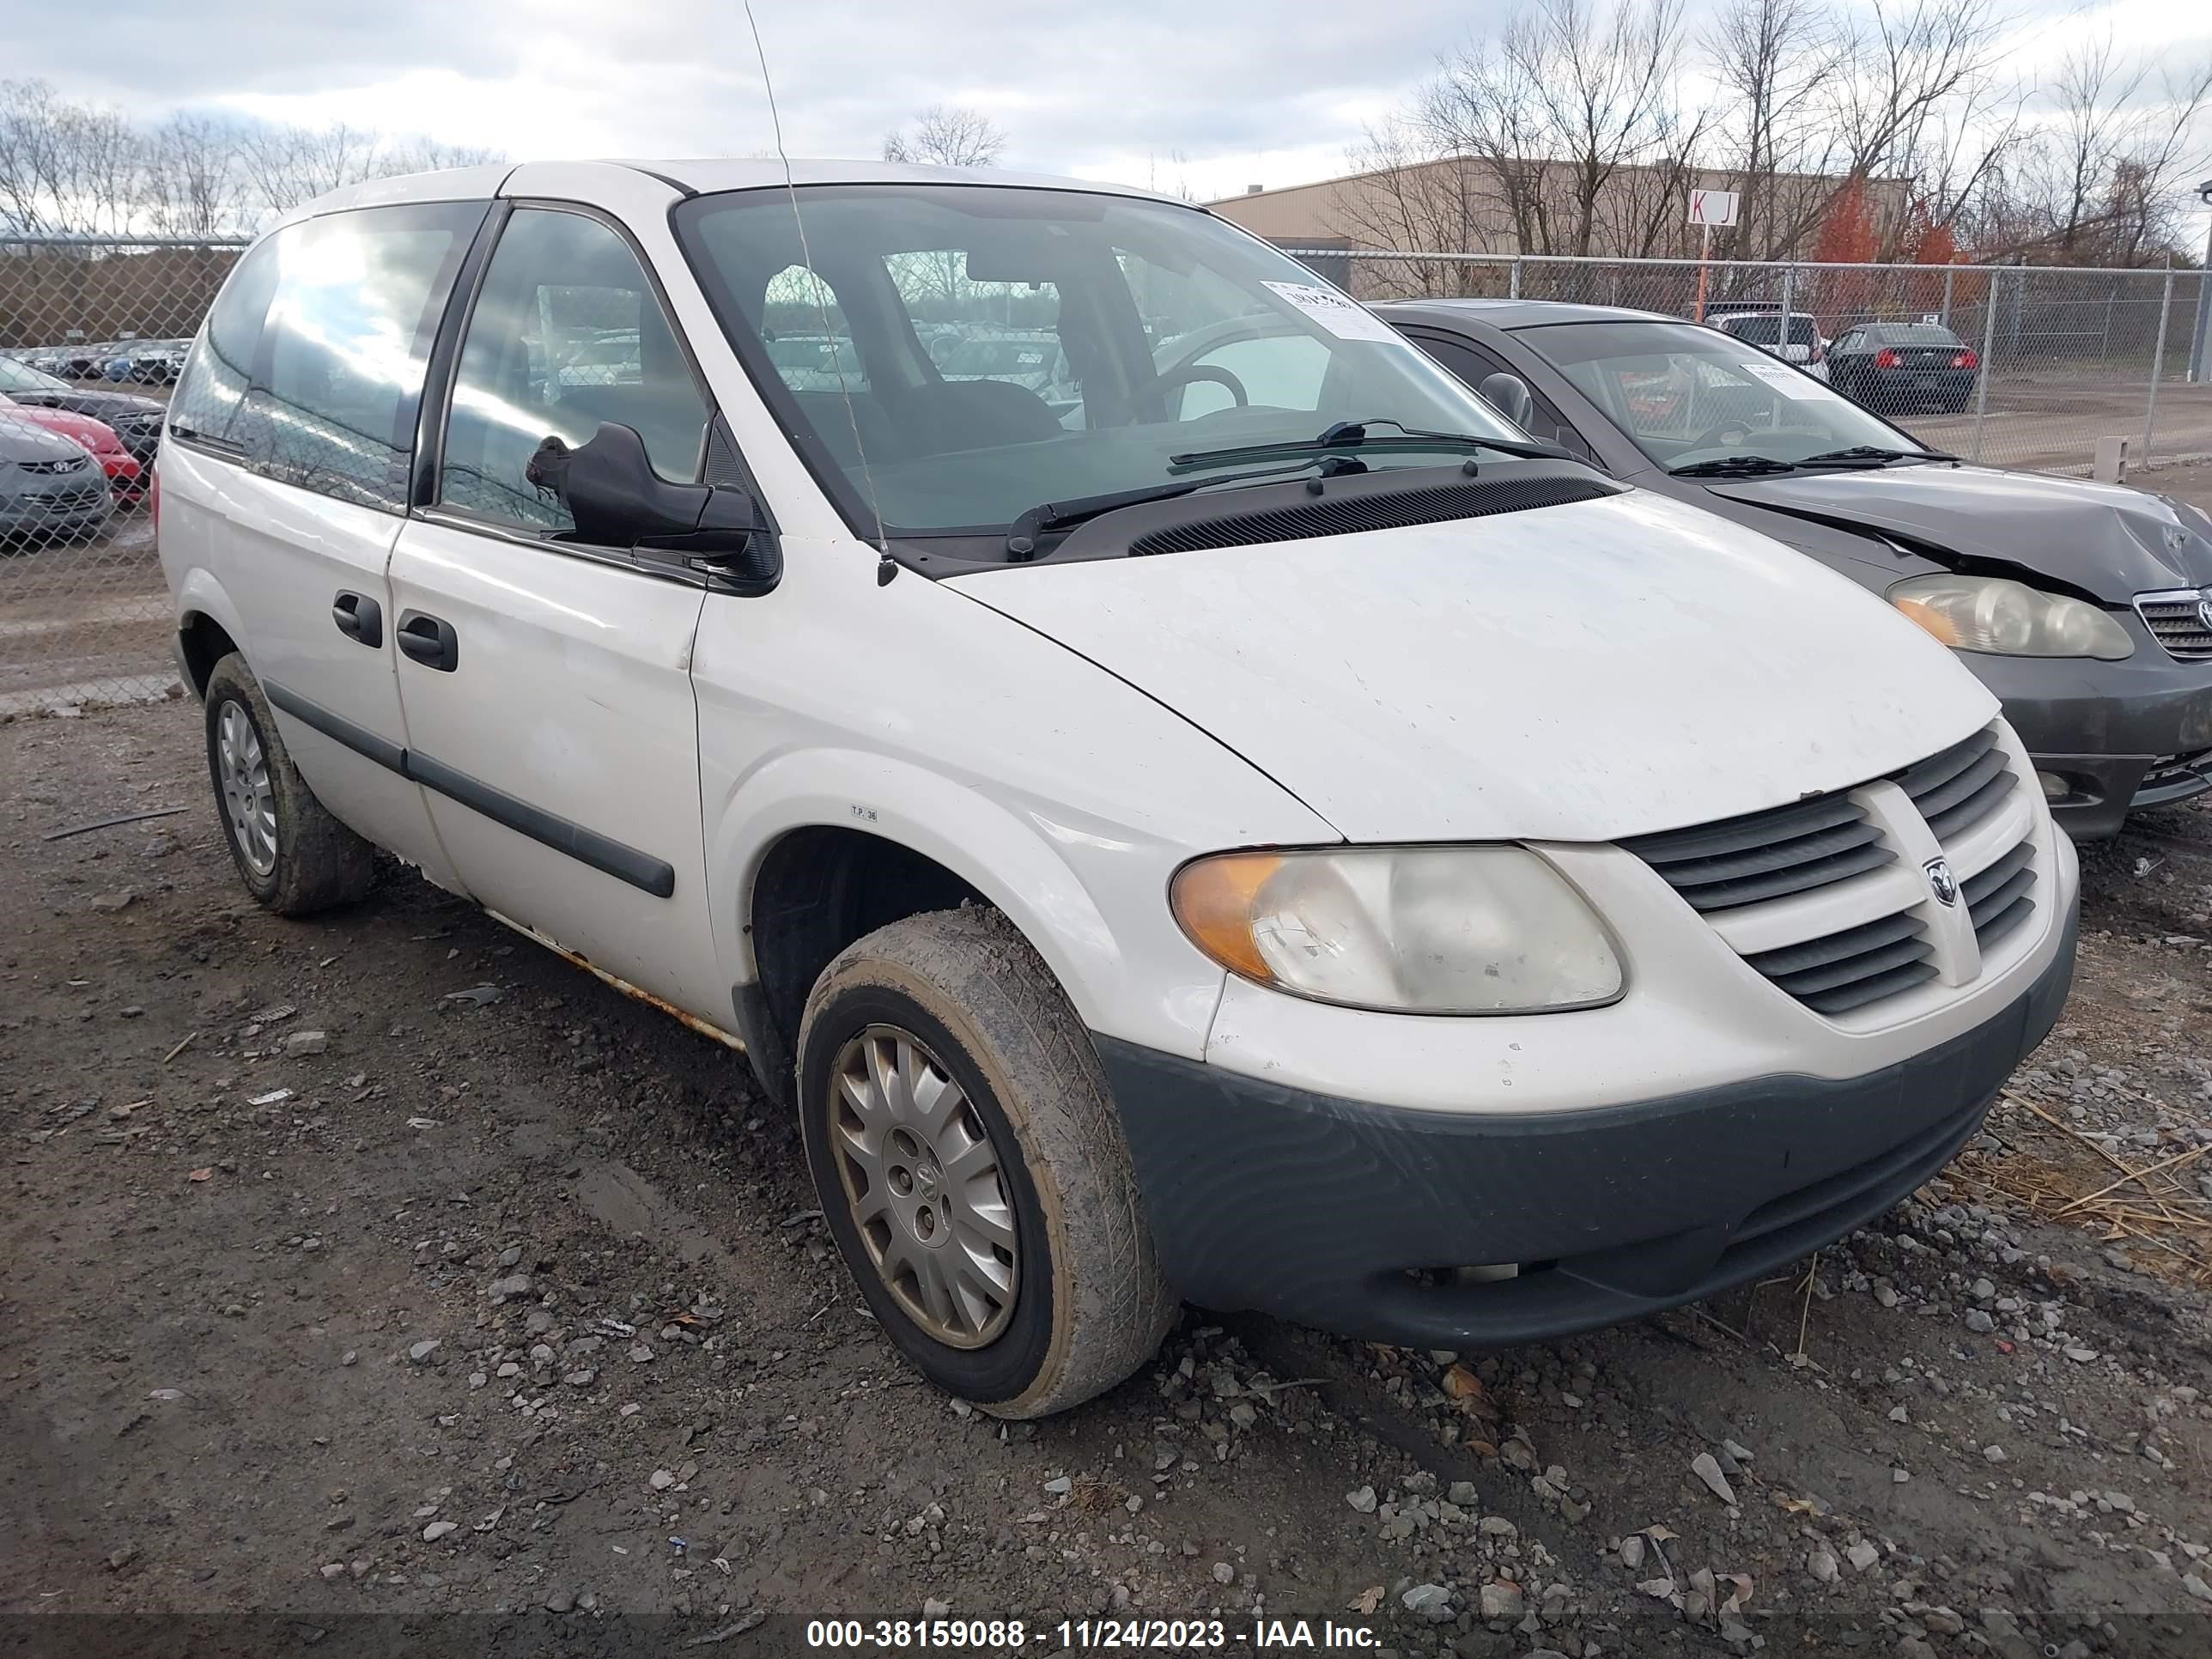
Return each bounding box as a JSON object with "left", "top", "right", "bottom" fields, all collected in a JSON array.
[
  {"left": 1262, "top": 281, "right": 1405, "bottom": 345},
  {"left": 1735, "top": 358, "right": 1822, "bottom": 399}
]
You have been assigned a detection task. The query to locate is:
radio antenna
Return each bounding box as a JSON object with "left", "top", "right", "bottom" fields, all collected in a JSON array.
[{"left": 743, "top": 0, "right": 896, "bottom": 583}]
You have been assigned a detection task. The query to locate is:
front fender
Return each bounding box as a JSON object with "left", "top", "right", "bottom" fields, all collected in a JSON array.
[{"left": 707, "top": 746, "right": 1228, "bottom": 1063}]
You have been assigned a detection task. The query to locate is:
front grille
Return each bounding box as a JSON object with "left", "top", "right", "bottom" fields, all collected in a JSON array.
[
  {"left": 1899, "top": 725, "right": 2012, "bottom": 842},
  {"left": 1625, "top": 722, "right": 2038, "bottom": 1018},
  {"left": 2141, "top": 748, "right": 2212, "bottom": 794},
  {"left": 1741, "top": 910, "right": 1936, "bottom": 1015},
  {"left": 1619, "top": 793, "right": 1892, "bottom": 915},
  {"left": 19, "top": 455, "right": 88, "bottom": 476},
  {"left": 26, "top": 484, "right": 105, "bottom": 510},
  {"left": 2136, "top": 589, "right": 2212, "bottom": 662}
]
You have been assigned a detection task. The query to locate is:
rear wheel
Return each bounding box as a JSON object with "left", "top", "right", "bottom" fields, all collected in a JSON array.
[
  {"left": 204, "top": 653, "right": 379, "bottom": 915},
  {"left": 798, "top": 907, "right": 1176, "bottom": 1417}
]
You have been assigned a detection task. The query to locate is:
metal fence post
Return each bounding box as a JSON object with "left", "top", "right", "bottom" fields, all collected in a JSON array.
[
  {"left": 1940, "top": 265, "right": 1954, "bottom": 327},
  {"left": 2191, "top": 267, "right": 2212, "bottom": 384},
  {"left": 1969, "top": 264, "right": 2001, "bottom": 463},
  {"left": 2143, "top": 264, "right": 2175, "bottom": 462},
  {"left": 1779, "top": 266, "right": 1795, "bottom": 358},
  {"left": 1509, "top": 257, "right": 1522, "bottom": 300}
]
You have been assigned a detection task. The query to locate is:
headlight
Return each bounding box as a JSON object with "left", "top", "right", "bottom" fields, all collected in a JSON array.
[
  {"left": 1889, "top": 574, "right": 2132, "bottom": 659},
  {"left": 1170, "top": 846, "right": 1622, "bottom": 1014}
]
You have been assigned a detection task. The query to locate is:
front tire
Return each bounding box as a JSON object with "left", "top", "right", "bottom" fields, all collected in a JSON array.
[
  {"left": 204, "top": 653, "right": 379, "bottom": 915},
  {"left": 798, "top": 907, "right": 1176, "bottom": 1417}
]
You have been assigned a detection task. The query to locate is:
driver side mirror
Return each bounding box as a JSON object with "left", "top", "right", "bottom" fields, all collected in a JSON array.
[
  {"left": 1476, "top": 372, "right": 1536, "bottom": 430},
  {"left": 528, "top": 422, "right": 780, "bottom": 597}
]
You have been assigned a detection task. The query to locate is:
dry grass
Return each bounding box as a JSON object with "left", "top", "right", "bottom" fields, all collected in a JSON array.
[{"left": 1945, "top": 1091, "right": 2212, "bottom": 1291}]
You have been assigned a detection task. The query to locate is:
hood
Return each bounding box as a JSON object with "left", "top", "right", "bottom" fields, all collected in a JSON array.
[
  {"left": 1704, "top": 464, "right": 2212, "bottom": 600},
  {"left": 3, "top": 402, "right": 115, "bottom": 451},
  {"left": 46, "top": 387, "right": 163, "bottom": 421},
  {"left": 951, "top": 489, "right": 1996, "bottom": 843},
  {"left": 0, "top": 414, "right": 94, "bottom": 465}
]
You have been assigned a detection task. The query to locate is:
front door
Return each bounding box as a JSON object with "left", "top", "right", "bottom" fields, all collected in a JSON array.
[{"left": 386, "top": 204, "right": 725, "bottom": 1016}]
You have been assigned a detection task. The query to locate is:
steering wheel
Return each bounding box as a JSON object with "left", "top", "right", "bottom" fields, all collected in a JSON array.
[{"left": 1153, "top": 363, "right": 1249, "bottom": 412}]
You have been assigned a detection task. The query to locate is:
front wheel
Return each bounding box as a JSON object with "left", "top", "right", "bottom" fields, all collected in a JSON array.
[
  {"left": 203, "top": 653, "right": 379, "bottom": 915},
  {"left": 798, "top": 907, "right": 1176, "bottom": 1417}
]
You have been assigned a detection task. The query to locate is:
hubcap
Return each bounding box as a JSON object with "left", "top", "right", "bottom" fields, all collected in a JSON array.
[
  {"left": 829, "top": 1025, "right": 1018, "bottom": 1348},
  {"left": 216, "top": 701, "right": 276, "bottom": 878}
]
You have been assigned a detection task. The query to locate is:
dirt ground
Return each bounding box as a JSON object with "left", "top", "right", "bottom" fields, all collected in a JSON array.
[{"left": 6, "top": 702, "right": 2212, "bottom": 1659}]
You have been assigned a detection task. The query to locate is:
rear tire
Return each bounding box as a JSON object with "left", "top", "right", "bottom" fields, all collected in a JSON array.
[
  {"left": 798, "top": 906, "right": 1176, "bottom": 1418},
  {"left": 204, "top": 653, "right": 379, "bottom": 916}
]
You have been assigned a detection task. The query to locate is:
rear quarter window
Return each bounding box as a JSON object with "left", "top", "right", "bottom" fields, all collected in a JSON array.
[
  {"left": 232, "top": 201, "right": 487, "bottom": 510},
  {"left": 169, "top": 240, "right": 282, "bottom": 445}
]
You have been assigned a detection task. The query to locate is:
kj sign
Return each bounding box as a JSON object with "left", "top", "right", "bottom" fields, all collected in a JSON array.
[{"left": 1688, "top": 189, "right": 1741, "bottom": 227}]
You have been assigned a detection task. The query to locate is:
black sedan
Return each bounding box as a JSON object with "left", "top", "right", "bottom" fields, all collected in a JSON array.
[
  {"left": 1824, "top": 320, "right": 1980, "bottom": 414},
  {"left": 0, "top": 352, "right": 167, "bottom": 471},
  {"left": 1375, "top": 298, "right": 2212, "bottom": 837}
]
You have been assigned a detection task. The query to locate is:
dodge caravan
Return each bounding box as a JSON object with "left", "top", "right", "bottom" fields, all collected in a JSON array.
[{"left": 157, "top": 161, "right": 2078, "bottom": 1416}]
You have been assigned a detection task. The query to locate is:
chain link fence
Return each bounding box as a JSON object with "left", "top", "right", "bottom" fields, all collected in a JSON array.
[
  {"left": 4, "top": 234, "right": 2210, "bottom": 717},
  {"left": 2, "top": 234, "right": 246, "bottom": 717},
  {"left": 1290, "top": 247, "right": 2212, "bottom": 480}
]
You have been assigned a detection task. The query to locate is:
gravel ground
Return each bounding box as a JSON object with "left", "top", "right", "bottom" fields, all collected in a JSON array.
[{"left": 6, "top": 702, "right": 2212, "bottom": 1659}]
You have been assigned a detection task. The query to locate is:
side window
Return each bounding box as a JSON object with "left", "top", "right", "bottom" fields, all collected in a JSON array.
[
  {"left": 169, "top": 234, "right": 283, "bottom": 444},
  {"left": 243, "top": 203, "right": 483, "bottom": 510},
  {"left": 1414, "top": 335, "right": 1589, "bottom": 459},
  {"left": 440, "top": 208, "right": 710, "bottom": 536}
]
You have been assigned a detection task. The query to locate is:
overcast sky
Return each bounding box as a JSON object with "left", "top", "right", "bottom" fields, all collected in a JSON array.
[{"left": 7, "top": 0, "right": 2209, "bottom": 212}]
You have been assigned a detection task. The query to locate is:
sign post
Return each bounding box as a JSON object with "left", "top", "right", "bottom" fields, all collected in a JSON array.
[{"left": 1687, "top": 189, "right": 1741, "bottom": 321}]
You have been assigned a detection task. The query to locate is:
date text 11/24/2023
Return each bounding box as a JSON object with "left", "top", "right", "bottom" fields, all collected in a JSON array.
[{"left": 803, "top": 1618, "right": 1383, "bottom": 1649}]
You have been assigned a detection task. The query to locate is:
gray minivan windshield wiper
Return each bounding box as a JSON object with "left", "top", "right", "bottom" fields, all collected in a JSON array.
[
  {"left": 1796, "top": 445, "right": 1961, "bottom": 466},
  {"left": 1668, "top": 454, "right": 1799, "bottom": 477},
  {"left": 1169, "top": 418, "right": 1574, "bottom": 473}
]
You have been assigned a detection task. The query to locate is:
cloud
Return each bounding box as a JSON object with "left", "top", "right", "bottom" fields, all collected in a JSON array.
[{"left": 7, "top": 0, "right": 1468, "bottom": 198}]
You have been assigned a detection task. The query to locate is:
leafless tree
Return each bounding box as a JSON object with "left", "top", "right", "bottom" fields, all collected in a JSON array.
[
  {"left": 141, "top": 114, "right": 250, "bottom": 239},
  {"left": 1416, "top": 0, "right": 1707, "bottom": 269},
  {"left": 1322, "top": 119, "right": 1497, "bottom": 297},
  {"left": 881, "top": 105, "right": 1007, "bottom": 169},
  {"left": 1968, "top": 32, "right": 2212, "bottom": 264}
]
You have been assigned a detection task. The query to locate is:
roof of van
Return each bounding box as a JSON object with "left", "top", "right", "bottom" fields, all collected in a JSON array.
[{"left": 276, "top": 159, "right": 1184, "bottom": 228}]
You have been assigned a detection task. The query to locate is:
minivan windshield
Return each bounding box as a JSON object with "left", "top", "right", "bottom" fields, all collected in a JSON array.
[
  {"left": 1520, "top": 319, "right": 1936, "bottom": 471},
  {"left": 674, "top": 185, "right": 1532, "bottom": 541}
]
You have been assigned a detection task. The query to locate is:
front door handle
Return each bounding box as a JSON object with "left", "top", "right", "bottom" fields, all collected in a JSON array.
[
  {"left": 397, "top": 610, "right": 459, "bottom": 672},
  {"left": 331, "top": 590, "right": 382, "bottom": 648}
]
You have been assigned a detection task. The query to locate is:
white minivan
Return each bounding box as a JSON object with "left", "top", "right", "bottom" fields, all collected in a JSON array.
[{"left": 158, "top": 161, "right": 2077, "bottom": 1416}]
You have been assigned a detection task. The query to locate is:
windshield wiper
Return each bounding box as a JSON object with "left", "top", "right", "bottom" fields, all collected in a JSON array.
[
  {"left": 1668, "top": 454, "right": 1800, "bottom": 477},
  {"left": 1796, "top": 445, "right": 1961, "bottom": 466},
  {"left": 1169, "top": 417, "right": 1575, "bottom": 474},
  {"left": 1002, "top": 459, "right": 1330, "bottom": 558}
]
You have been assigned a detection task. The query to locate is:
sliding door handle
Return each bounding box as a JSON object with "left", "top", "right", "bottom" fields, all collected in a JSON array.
[
  {"left": 331, "top": 591, "right": 382, "bottom": 648},
  {"left": 396, "top": 611, "right": 459, "bottom": 672}
]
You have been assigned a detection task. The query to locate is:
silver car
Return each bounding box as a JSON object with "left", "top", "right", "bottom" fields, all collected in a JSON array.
[{"left": 0, "top": 411, "right": 114, "bottom": 541}]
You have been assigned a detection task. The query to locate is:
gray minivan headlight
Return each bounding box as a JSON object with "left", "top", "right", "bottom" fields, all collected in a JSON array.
[
  {"left": 1889, "top": 574, "right": 2133, "bottom": 659},
  {"left": 1171, "top": 847, "right": 1623, "bottom": 1014}
]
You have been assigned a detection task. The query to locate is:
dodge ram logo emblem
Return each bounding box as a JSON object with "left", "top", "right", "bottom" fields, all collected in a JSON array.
[{"left": 1923, "top": 855, "right": 1959, "bottom": 907}]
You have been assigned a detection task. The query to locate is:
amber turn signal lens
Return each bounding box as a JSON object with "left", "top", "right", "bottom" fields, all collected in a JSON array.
[
  {"left": 1169, "top": 853, "right": 1284, "bottom": 983},
  {"left": 1894, "top": 596, "right": 1961, "bottom": 647}
]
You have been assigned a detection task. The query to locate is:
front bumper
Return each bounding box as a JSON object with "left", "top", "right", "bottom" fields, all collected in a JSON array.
[
  {"left": 1960, "top": 648, "right": 2212, "bottom": 837},
  {"left": 1102, "top": 906, "right": 2075, "bottom": 1350}
]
